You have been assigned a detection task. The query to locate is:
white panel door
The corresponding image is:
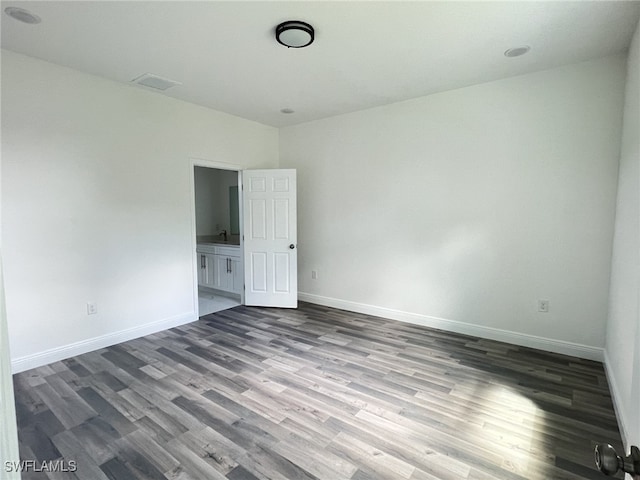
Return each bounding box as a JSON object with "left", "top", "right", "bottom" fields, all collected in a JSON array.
[{"left": 243, "top": 169, "right": 297, "bottom": 307}]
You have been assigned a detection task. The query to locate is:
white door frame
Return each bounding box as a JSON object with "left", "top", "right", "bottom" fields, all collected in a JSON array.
[
  {"left": 0, "top": 252, "right": 21, "bottom": 479},
  {"left": 189, "top": 158, "right": 244, "bottom": 316}
]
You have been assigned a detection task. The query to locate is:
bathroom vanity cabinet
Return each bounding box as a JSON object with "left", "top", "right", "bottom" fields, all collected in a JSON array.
[{"left": 197, "top": 244, "right": 242, "bottom": 295}]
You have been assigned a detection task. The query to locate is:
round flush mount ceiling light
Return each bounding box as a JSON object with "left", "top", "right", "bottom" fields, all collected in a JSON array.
[
  {"left": 504, "top": 45, "right": 531, "bottom": 58},
  {"left": 4, "top": 6, "right": 41, "bottom": 24},
  {"left": 280, "top": 108, "right": 295, "bottom": 114},
  {"left": 276, "top": 21, "right": 314, "bottom": 48}
]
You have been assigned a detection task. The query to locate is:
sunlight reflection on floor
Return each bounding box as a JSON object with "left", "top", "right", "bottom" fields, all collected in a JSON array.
[{"left": 447, "top": 381, "right": 553, "bottom": 477}]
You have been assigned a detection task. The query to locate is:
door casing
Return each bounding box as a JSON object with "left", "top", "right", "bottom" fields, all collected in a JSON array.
[
  {"left": 190, "top": 161, "right": 299, "bottom": 313},
  {"left": 189, "top": 159, "right": 244, "bottom": 315}
]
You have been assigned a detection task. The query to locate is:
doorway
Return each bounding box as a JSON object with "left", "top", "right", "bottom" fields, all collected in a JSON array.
[{"left": 192, "top": 163, "right": 242, "bottom": 316}]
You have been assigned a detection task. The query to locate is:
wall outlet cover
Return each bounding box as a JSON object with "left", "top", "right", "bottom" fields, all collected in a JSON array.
[{"left": 538, "top": 300, "right": 550, "bottom": 313}]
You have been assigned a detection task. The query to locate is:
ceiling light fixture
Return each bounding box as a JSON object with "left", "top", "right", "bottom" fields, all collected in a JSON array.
[
  {"left": 4, "top": 6, "right": 41, "bottom": 24},
  {"left": 504, "top": 46, "right": 531, "bottom": 58},
  {"left": 275, "top": 21, "right": 314, "bottom": 48},
  {"left": 280, "top": 108, "right": 295, "bottom": 114}
]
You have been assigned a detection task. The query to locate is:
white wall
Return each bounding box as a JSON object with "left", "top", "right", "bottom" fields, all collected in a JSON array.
[
  {"left": 193, "top": 167, "right": 217, "bottom": 236},
  {"left": 214, "top": 169, "right": 240, "bottom": 236},
  {"left": 605, "top": 17, "right": 640, "bottom": 452},
  {"left": 195, "top": 167, "right": 239, "bottom": 237},
  {"left": 1, "top": 50, "right": 278, "bottom": 371},
  {"left": 280, "top": 55, "right": 626, "bottom": 359},
  {"left": 195, "top": 167, "right": 218, "bottom": 236}
]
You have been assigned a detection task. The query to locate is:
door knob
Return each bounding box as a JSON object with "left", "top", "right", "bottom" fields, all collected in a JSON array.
[
  {"left": 595, "top": 443, "right": 640, "bottom": 476},
  {"left": 289, "top": 244, "right": 295, "bottom": 249}
]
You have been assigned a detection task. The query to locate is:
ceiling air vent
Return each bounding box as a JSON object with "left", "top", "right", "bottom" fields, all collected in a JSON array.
[{"left": 130, "top": 73, "right": 181, "bottom": 91}]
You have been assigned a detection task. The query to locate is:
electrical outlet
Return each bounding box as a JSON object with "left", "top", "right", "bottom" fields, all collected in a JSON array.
[
  {"left": 87, "top": 303, "right": 97, "bottom": 315},
  {"left": 311, "top": 270, "right": 318, "bottom": 280},
  {"left": 538, "top": 299, "right": 549, "bottom": 313}
]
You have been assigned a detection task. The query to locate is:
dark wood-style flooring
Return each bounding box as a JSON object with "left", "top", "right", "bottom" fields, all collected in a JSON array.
[{"left": 13, "top": 302, "right": 624, "bottom": 479}]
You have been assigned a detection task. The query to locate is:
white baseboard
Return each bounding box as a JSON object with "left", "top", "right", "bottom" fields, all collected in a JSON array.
[
  {"left": 298, "top": 292, "right": 604, "bottom": 362},
  {"left": 603, "top": 349, "right": 630, "bottom": 449},
  {"left": 11, "top": 312, "right": 198, "bottom": 374},
  {"left": 11, "top": 295, "right": 606, "bottom": 371}
]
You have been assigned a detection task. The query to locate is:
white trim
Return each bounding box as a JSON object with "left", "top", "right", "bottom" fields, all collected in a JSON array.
[
  {"left": 189, "top": 161, "right": 199, "bottom": 318},
  {"left": 11, "top": 312, "right": 197, "bottom": 374},
  {"left": 603, "top": 349, "right": 630, "bottom": 449},
  {"left": 190, "top": 158, "right": 242, "bottom": 171},
  {"left": 1, "top": 252, "right": 21, "bottom": 478},
  {"left": 299, "top": 292, "right": 604, "bottom": 361}
]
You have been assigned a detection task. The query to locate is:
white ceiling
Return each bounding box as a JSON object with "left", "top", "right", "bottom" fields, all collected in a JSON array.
[{"left": 2, "top": 1, "right": 639, "bottom": 127}]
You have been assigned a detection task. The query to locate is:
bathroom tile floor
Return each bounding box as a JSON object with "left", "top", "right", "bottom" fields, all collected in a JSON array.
[{"left": 198, "top": 289, "right": 240, "bottom": 316}]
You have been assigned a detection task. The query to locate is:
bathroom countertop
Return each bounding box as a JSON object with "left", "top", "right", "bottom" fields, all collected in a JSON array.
[
  {"left": 197, "top": 241, "right": 240, "bottom": 246},
  {"left": 197, "top": 235, "right": 240, "bottom": 246}
]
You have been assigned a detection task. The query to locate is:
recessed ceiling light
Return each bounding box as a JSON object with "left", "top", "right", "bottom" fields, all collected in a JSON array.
[
  {"left": 280, "top": 108, "right": 295, "bottom": 114},
  {"left": 4, "top": 6, "right": 41, "bottom": 24},
  {"left": 275, "top": 21, "right": 314, "bottom": 48},
  {"left": 504, "top": 46, "right": 531, "bottom": 58}
]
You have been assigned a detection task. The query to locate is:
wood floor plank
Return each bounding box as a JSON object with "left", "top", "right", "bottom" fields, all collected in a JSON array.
[
  {"left": 32, "top": 382, "right": 95, "bottom": 430},
  {"left": 116, "top": 430, "right": 181, "bottom": 475},
  {"left": 51, "top": 430, "right": 111, "bottom": 480},
  {"left": 13, "top": 302, "right": 625, "bottom": 479}
]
